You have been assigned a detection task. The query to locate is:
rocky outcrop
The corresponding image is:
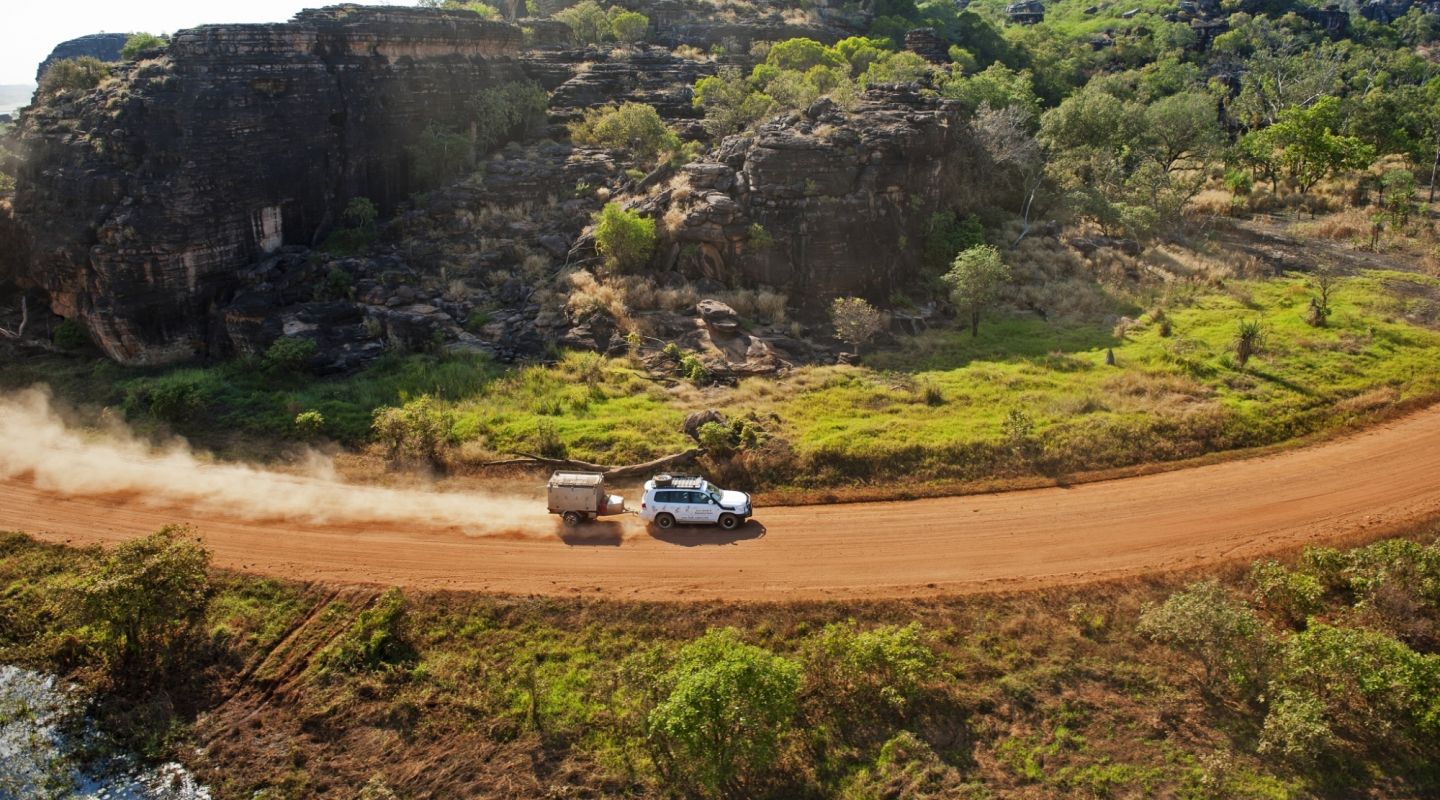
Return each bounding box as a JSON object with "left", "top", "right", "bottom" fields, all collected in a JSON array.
[
  {"left": 9, "top": 6, "right": 529, "bottom": 364},
  {"left": 35, "top": 33, "right": 129, "bottom": 81},
  {"left": 649, "top": 87, "right": 996, "bottom": 310},
  {"left": 523, "top": 46, "right": 715, "bottom": 123}
]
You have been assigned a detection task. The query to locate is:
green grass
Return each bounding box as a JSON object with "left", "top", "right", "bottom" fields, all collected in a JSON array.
[
  {"left": 711, "top": 271, "right": 1440, "bottom": 487},
  {"left": 5, "top": 270, "right": 1437, "bottom": 486}
]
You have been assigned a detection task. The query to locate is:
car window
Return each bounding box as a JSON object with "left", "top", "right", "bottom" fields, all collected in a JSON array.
[
  {"left": 655, "top": 490, "right": 678, "bottom": 503},
  {"left": 689, "top": 491, "right": 709, "bottom": 504}
]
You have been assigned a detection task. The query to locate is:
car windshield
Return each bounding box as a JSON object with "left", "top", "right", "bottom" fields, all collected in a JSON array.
[{"left": 706, "top": 486, "right": 723, "bottom": 503}]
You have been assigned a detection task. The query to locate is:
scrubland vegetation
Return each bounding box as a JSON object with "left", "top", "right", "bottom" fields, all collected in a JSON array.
[
  {"left": 3, "top": 526, "right": 1438, "bottom": 797},
  {"left": 9, "top": 261, "right": 1438, "bottom": 497}
]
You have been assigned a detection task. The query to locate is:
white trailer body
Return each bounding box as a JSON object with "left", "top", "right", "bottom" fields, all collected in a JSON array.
[{"left": 547, "top": 471, "right": 625, "bottom": 525}]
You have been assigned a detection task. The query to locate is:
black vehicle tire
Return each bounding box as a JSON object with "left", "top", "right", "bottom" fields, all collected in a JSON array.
[
  {"left": 654, "top": 513, "right": 675, "bottom": 530},
  {"left": 718, "top": 513, "right": 739, "bottom": 531},
  {"left": 562, "top": 511, "right": 583, "bottom": 527}
]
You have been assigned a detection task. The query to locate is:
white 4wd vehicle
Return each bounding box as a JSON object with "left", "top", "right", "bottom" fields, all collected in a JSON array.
[{"left": 639, "top": 474, "right": 752, "bottom": 531}]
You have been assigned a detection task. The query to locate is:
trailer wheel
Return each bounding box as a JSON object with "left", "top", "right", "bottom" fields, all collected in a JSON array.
[
  {"left": 718, "top": 514, "right": 739, "bottom": 531},
  {"left": 654, "top": 513, "right": 675, "bottom": 530},
  {"left": 562, "top": 511, "right": 583, "bottom": 527}
]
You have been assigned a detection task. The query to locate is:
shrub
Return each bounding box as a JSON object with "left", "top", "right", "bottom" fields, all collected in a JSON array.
[
  {"left": 830, "top": 297, "right": 884, "bottom": 352},
  {"left": 922, "top": 211, "right": 985, "bottom": 274},
  {"left": 593, "top": 202, "right": 657, "bottom": 273},
  {"left": 52, "top": 319, "right": 90, "bottom": 350},
  {"left": 748, "top": 223, "right": 775, "bottom": 251},
  {"left": 648, "top": 628, "right": 802, "bottom": 796},
  {"left": 610, "top": 9, "right": 649, "bottom": 44},
  {"left": 314, "top": 588, "right": 414, "bottom": 675},
  {"left": 697, "top": 420, "right": 736, "bottom": 456},
  {"left": 74, "top": 525, "right": 211, "bottom": 681},
  {"left": 1138, "top": 580, "right": 1269, "bottom": 691},
  {"left": 468, "top": 81, "right": 549, "bottom": 153},
  {"left": 693, "top": 67, "right": 779, "bottom": 137},
  {"left": 1258, "top": 688, "right": 1334, "bottom": 763},
  {"left": 1232, "top": 319, "right": 1267, "bottom": 369},
  {"left": 555, "top": 0, "right": 611, "bottom": 44},
  {"left": 294, "top": 410, "right": 326, "bottom": 438},
  {"left": 1248, "top": 560, "right": 1324, "bottom": 627},
  {"left": 568, "top": 102, "right": 679, "bottom": 162},
  {"left": 261, "top": 336, "right": 317, "bottom": 375},
  {"left": 371, "top": 395, "right": 453, "bottom": 465},
  {"left": 409, "top": 123, "right": 474, "bottom": 188},
  {"left": 535, "top": 418, "right": 566, "bottom": 458},
  {"left": 807, "top": 621, "right": 936, "bottom": 714},
  {"left": 38, "top": 57, "right": 110, "bottom": 97},
  {"left": 321, "top": 267, "right": 355, "bottom": 300},
  {"left": 121, "top": 32, "right": 166, "bottom": 60},
  {"left": 129, "top": 373, "right": 213, "bottom": 424},
  {"left": 680, "top": 354, "right": 710, "bottom": 385},
  {"left": 1280, "top": 623, "right": 1440, "bottom": 739}
]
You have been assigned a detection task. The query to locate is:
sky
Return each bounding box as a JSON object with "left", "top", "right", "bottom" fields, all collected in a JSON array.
[{"left": 3, "top": 1, "right": 406, "bottom": 85}]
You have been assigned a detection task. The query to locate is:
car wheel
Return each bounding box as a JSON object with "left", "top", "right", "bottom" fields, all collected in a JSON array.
[
  {"left": 562, "top": 511, "right": 583, "bottom": 527},
  {"left": 654, "top": 513, "right": 675, "bottom": 530},
  {"left": 718, "top": 514, "right": 739, "bottom": 531}
]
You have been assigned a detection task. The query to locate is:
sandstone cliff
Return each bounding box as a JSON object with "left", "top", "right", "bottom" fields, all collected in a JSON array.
[
  {"left": 9, "top": 6, "right": 528, "bottom": 363},
  {"left": 35, "top": 33, "right": 130, "bottom": 82},
  {"left": 652, "top": 87, "right": 995, "bottom": 308}
]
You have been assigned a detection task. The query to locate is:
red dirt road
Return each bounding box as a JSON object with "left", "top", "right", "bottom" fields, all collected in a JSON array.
[{"left": 6, "top": 408, "right": 1440, "bottom": 601}]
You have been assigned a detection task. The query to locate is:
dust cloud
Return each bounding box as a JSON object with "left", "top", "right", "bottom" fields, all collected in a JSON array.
[{"left": 0, "top": 387, "right": 555, "bottom": 536}]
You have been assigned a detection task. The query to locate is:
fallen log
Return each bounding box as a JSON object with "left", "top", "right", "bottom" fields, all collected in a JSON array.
[{"left": 485, "top": 448, "right": 704, "bottom": 479}]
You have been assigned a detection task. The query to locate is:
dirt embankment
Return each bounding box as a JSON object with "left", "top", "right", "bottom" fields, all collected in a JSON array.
[{"left": 5, "top": 386, "right": 1440, "bottom": 601}]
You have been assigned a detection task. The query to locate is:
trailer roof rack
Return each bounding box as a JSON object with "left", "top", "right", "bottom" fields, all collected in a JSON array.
[{"left": 549, "top": 470, "right": 604, "bottom": 487}]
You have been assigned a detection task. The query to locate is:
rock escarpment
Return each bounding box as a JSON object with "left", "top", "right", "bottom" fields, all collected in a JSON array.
[
  {"left": 35, "top": 33, "right": 130, "bottom": 82},
  {"left": 651, "top": 87, "right": 994, "bottom": 308},
  {"left": 9, "top": 6, "right": 527, "bottom": 364}
]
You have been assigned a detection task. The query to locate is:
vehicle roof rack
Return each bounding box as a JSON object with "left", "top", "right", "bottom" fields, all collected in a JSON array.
[{"left": 652, "top": 474, "right": 705, "bottom": 487}]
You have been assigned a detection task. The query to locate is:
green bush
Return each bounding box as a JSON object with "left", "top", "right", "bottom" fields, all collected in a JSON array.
[
  {"left": 294, "top": 409, "right": 326, "bottom": 438},
  {"left": 408, "top": 123, "right": 475, "bottom": 188},
  {"left": 1280, "top": 623, "right": 1440, "bottom": 739},
  {"left": 555, "top": 0, "right": 611, "bottom": 43},
  {"left": 568, "top": 102, "right": 679, "bottom": 162},
  {"left": 807, "top": 621, "right": 936, "bottom": 714},
  {"left": 38, "top": 57, "right": 110, "bottom": 97},
  {"left": 314, "top": 588, "right": 415, "bottom": 675},
  {"left": 922, "top": 211, "right": 985, "bottom": 274},
  {"left": 121, "top": 32, "right": 166, "bottom": 60},
  {"left": 1258, "top": 688, "right": 1334, "bottom": 763},
  {"left": 697, "top": 420, "right": 735, "bottom": 456},
  {"left": 126, "top": 373, "right": 214, "bottom": 424},
  {"left": 1248, "top": 560, "right": 1324, "bottom": 627},
  {"left": 680, "top": 354, "right": 710, "bottom": 385},
  {"left": 372, "top": 394, "right": 454, "bottom": 464},
  {"left": 1138, "top": 580, "right": 1269, "bottom": 692},
  {"left": 74, "top": 525, "right": 211, "bottom": 681},
  {"left": 592, "top": 202, "right": 656, "bottom": 273},
  {"left": 52, "top": 319, "right": 90, "bottom": 350},
  {"left": 468, "top": 81, "right": 549, "bottom": 153},
  {"left": 321, "top": 267, "right": 355, "bottom": 300},
  {"left": 648, "top": 628, "right": 802, "bottom": 796},
  {"left": 261, "top": 337, "right": 317, "bottom": 375},
  {"left": 610, "top": 9, "right": 649, "bottom": 44}
]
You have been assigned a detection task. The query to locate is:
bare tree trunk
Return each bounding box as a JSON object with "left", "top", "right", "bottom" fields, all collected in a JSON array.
[
  {"left": 0, "top": 296, "right": 26, "bottom": 339},
  {"left": 485, "top": 447, "right": 704, "bottom": 478},
  {"left": 1429, "top": 131, "right": 1440, "bottom": 203}
]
